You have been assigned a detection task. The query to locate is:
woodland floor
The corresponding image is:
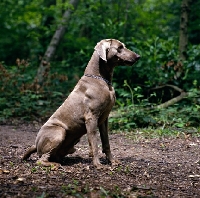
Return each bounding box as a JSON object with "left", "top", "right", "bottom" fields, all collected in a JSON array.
[{"left": 0, "top": 122, "right": 200, "bottom": 198}]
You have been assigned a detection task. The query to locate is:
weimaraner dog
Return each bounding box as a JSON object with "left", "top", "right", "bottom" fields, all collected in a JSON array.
[{"left": 22, "top": 39, "right": 140, "bottom": 169}]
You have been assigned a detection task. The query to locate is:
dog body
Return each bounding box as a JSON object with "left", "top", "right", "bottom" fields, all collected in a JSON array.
[{"left": 23, "top": 39, "right": 140, "bottom": 168}]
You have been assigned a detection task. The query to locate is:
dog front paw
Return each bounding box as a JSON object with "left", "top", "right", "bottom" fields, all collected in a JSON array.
[
  {"left": 110, "top": 158, "right": 121, "bottom": 167},
  {"left": 88, "top": 150, "right": 93, "bottom": 157},
  {"left": 93, "top": 159, "right": 103, "bottom": 169}
]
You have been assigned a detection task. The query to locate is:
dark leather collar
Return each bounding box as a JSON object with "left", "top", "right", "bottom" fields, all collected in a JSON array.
[{"left": 84, "top": 74, "right": 112, "bottom": 86}]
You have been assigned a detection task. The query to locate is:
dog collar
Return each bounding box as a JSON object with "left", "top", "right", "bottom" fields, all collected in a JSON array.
[{"left": 84, "top": 74, "right": 112, "bottom": 86}]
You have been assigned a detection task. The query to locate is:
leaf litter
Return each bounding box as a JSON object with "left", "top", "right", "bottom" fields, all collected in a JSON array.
[{"left": 0, "top": 123, "right": 200, "bottom": 197}]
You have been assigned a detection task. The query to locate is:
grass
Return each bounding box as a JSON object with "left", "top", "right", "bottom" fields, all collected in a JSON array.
[{"left": 111, "top": 126, "right": 200, "bottom": 142}]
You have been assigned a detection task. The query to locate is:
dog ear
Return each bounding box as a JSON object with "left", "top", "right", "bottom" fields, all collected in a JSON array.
[{"left": 94, "top": 40, "right": 111, "bottom": 62}]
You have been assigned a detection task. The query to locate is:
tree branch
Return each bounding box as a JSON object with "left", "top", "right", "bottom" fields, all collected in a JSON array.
[
  {"left": 150, "top": 84, "right": 184, "bottom": 93},
  {"left": 153, "top": 84, "right": 188, "bottom": 109}
]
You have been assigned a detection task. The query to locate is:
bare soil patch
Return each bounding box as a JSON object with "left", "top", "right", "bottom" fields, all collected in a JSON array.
[{"left": 0, "top": 122, "right": 200, "bottom": 197}]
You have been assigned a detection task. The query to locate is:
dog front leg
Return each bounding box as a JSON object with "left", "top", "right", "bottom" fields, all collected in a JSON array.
[
  {"left": 99, "top": 118, "right": 120, "bottom": 166},
  {"left": 85, "top": 117, "right": 101, "bottom": 168},
  {"left": 99, "top": 118, "right": 113, "bottom": 162}
]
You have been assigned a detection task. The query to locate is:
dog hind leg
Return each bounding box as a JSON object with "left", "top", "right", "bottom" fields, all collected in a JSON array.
[{"left": 22, "top": 145, "right": 37, "bottom": 160}]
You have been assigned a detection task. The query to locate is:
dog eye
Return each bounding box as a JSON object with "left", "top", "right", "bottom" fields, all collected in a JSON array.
[{"left": 117, "top": 45, "right": 123, "bottom": 52}]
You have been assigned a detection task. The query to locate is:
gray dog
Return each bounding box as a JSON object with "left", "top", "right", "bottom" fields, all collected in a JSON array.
[{"left": 23, "top": 39, "right": 140, "bottom": 169}]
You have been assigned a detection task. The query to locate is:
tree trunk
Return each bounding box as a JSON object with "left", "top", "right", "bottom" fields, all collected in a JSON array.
[
  {"left": 35, "top": 0, "right": 80, "bottom": 89},
  {"left": 178, "top": 0, "right": 191, "bottom": 61}
]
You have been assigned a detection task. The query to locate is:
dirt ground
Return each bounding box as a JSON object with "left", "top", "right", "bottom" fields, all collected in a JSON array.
[{"left": 0, "top": 122, "right": 200, "bottom": 198}]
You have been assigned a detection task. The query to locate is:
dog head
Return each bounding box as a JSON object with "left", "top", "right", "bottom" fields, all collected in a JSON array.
[{"left": 94, "top": 39, "right": 140, "bottom": 66}]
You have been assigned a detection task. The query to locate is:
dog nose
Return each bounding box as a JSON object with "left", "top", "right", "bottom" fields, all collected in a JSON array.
[{"left": 135, "top": 54, "right": 140, "bottom": 60}]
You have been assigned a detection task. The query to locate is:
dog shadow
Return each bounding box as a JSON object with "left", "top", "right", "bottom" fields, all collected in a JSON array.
[
  {"left": 61, "top": 156, "right": 91, "bottom": 166},
  {"left": 62, "top": 156, "right": 110, "bottom": 166},
  {"left": 119, "top": 156, "right": 152, "bottom": 164}
]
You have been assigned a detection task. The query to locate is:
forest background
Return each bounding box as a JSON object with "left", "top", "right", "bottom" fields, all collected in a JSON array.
[{"left": 0, "top": 0, "right": 200, "bottom": 134}]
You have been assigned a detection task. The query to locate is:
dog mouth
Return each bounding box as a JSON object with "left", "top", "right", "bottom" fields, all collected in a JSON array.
[
  {"left": 122, "top": 55, "right": 140, "bottom": 66},
  {"left": 123, "top": 59, "right": 139, "bottom": 66},
  {"left": 115, "top": 54, "right": 140, "bottom": 66}
]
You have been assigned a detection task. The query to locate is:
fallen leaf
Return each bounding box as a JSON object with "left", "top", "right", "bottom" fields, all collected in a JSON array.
[
  {"left": 188, "top": 175, "right": 200, "bottom": 178},
  {"left": 17, "top": 177, "right": 25, "bottom": 182},
  {"left": 2, "top": 169, "right": 10, "bottom": 174}
]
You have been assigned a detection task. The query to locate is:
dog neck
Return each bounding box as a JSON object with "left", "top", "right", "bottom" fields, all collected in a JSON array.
[{"left": 84, "top": 51, "right": 114, "bottom": 84}]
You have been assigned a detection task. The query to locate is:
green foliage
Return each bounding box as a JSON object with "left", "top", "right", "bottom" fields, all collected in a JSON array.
[
  {"left": 0, "top": 0, "right": 199, "bottom": 132},
  {"left": 109, "top": 80, "right": 200, "bottom": 132},
  {"left": 0, "top": 61, "right": 69, "bottom": 121},
  {"left": 1, "top": 37, "right": 200, "bottom": 131},
  {"left": 126, "top": 37, "right": 180, "bottom": 85},
  {"left": 189, "top": 0, "right": 200, "bottom": 44},
  {"left": 0, "top": 0, "right": 181, "bottom": 65},
  {"left": 110, "top": 82, "right": 157, "bottom": 130}
]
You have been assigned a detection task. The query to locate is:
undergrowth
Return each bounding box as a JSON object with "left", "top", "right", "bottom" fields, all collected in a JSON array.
[
  {"left": 0, "top": 61, "right": 72, "bottom": 121},
  {"left": 0, "top": 61, "right": 200, "bottom": 137},
  {"left": 109, "top": 80, "right": 200, "bottom": 136}
]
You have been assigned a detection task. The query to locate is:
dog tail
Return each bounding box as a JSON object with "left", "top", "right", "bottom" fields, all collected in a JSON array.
[{"left": 22, "top": 145, "right": 37, "bottom": 160}]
